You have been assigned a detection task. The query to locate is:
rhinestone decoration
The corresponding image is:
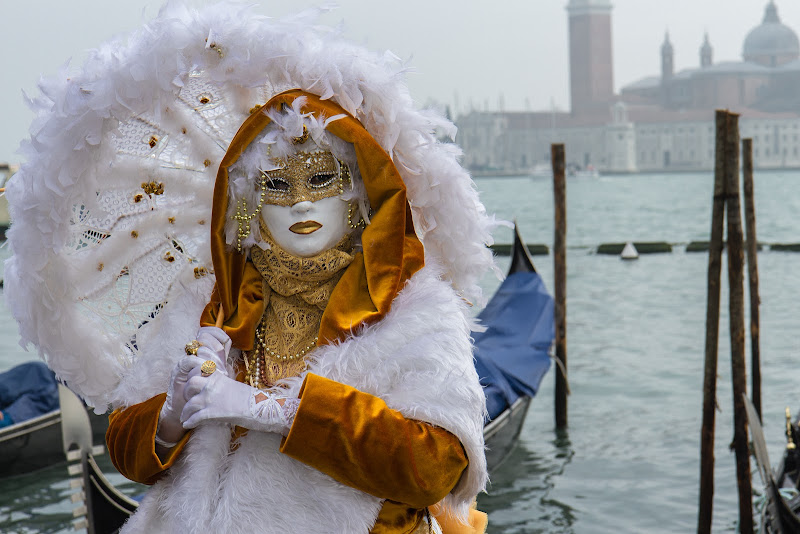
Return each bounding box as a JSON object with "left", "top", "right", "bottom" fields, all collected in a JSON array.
[
  {"left": 141, "top": 181, "right": 165, "bottom": 196},
  {"left": 259, "top": 151, "right": 348, "bottom": 208}
]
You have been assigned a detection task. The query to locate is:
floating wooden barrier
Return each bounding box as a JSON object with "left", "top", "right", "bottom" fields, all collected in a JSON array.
[
  {"left": 488, "top": 241, "right": 791, "bottom": 255},
  {"left": 687, "top": 241, "right": 764, "bottom": 253},
  {"left": 596, "top": 241, "right": 672, "bottom": 255},
  {"left": 687, "top": 241, "right": 712, "bottom": 252},
  {"left": 490, "top": 243, "right": 549, "bottom": 256},
  {"left": 770, "top": 243, "right": 800, "bottom": 252}
]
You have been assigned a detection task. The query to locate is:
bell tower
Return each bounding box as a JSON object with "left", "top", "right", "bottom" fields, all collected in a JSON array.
[
  {"left": 700, "top": 32, "right": 713, "bottom": 68},
  {"left": 567, "top": 0, "right": 614, "bottom": 117},
  {"left": 661, "top": 32, "right": 674, "bottom": 80}
]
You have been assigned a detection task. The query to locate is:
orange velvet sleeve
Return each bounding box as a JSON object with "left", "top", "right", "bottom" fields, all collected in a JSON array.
[
  {"left": 280, "top": 373, "right": 468, "bottom": 509},
  {"left": 106, "top": 393, "right": 191, "bottom": 485}
]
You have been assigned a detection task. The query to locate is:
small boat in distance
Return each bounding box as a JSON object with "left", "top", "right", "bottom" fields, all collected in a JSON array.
[
  {"left": 570, "top": 165, "right": 599, "bottom": 179},
  {"left": 530, "top": 163, "right": 600, "bottom": 179},
  {"left": 530, "top": 163, "right": 553, "bottom": 179}
]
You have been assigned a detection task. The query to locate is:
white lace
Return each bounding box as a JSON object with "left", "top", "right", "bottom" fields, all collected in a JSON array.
[
  {"left": 62, "top": 72, "right": 232, "bottom": 371},
  {"left": 281, "top": 398, "right": 301, "bottom": 428},
  {"left": 248, "top": 390, "right": 296, "bottom": 435}
]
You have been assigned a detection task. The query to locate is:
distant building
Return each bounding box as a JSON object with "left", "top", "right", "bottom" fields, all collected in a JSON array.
[
  {"left": 568, "top": 0, "right": 615, "bottom": 117},
  {"left": 458, "top": 0, "right": 800, "bottom": 174}
]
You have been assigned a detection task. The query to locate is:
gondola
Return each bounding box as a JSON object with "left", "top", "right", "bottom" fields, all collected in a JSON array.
[
  {"left": 60, "top": 383, "right": 138, "bottom": 534},
  {"left": 61, "top": 224, "right": 554, "bottom": 533},
  {"left": 479, "top": 224, "right": 554, "bottom": 471},
  {"left": 0, "top": 361, "right": 109, "bottom": 478},
  {"left": 744, "top": 395, "right": 800, "bottom": 533}
]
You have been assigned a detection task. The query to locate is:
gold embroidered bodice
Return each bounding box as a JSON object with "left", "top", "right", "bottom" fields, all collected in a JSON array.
[{"left": 245, "top": 221, "right": 354, "bottom": 388}]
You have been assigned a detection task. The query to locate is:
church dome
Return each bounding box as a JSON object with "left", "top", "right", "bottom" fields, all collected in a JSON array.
[{"left": 743, "top": 2, "right": 799, "bottom": 66}]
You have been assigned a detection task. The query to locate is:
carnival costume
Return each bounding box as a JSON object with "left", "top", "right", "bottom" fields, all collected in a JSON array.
[{"left": 5, "top": 4, "right": 498, "bottom": 533}]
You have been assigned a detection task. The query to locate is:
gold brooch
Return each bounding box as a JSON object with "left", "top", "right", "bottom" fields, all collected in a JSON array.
[
  {"left": 201, "top": 360, "right": 217, "bottom": 377},
  {"left": 184, "top": 340, "right": 202, "bottom": 355}
]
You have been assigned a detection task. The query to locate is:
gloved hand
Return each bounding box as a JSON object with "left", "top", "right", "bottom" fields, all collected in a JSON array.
[
  {"left": 180, "top": 371, "right": 293, "bottom": 436},
  {"left": 195, "top": 326, "right": 232, "bottom": 372},
  {"left": 157, "top": 328, "right": 231, "bottom": 447},
  {"left": 157, "top": 355, "right": 204, "bottom": 445}
]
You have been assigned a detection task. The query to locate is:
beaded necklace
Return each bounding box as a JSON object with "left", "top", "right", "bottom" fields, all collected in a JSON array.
[
  {"left": 245, "top": 223, "right": 354, "bottom": 389},
  {"left": 244, "top": 317, "right": 319, "bottom": 389}
]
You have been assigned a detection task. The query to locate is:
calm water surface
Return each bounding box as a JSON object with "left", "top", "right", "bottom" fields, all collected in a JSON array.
[{"left": 2, "top": 171, "right": 799, "bottom": 533}]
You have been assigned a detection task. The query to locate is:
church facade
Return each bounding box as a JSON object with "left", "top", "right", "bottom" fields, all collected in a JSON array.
[{"left": 458, "top": 1, "right": 800, "bottom": 174}]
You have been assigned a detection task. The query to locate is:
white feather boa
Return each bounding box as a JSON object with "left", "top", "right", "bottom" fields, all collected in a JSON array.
[{"left": 120, "top": 264, "right": 487, "bottom": 533}]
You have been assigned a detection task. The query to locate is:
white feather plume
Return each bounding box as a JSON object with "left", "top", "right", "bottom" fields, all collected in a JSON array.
[{"left": 5, "top": 1, "right": 498, "bottom": 411}]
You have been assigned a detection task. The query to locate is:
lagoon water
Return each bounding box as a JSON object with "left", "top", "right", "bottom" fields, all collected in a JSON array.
[{"left": 2, "top": 171, "right": 800, "bottom": 532}]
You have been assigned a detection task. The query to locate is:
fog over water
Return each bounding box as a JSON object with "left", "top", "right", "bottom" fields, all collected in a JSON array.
[{"left": 3, "top": 1, "right": 800, "bottom": 162}]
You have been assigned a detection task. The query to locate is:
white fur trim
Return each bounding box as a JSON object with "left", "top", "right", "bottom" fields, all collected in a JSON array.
[{"left": 120, "top": 265, "right": 486, "bottom": 532}]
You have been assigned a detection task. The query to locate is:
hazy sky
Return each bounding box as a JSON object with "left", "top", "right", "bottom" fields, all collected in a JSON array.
[{"left": 2, "top": 0, "right": 799, "bottom": 163}]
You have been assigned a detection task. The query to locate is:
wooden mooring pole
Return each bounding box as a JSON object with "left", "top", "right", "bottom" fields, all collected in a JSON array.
[
  {"left": 742, "top": 138, "right": 762, "bottom": 419},
  {"left": 724, "top": 113, "right": 753, "bottom": 534},
  {"left": 698, "top": 111, "right": 754, "bottom": 533},
  {"left": 552, "top": 143, "right": 568, "bottom": 429},
  {"left": 698, "top": 110, "right": 728, "bottom": 534}
]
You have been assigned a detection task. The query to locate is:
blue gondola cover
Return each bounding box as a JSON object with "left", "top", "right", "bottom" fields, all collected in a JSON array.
[
  {"left": 474, "top": 271, "right": 554, "bottom": 421},
  {"left": 0, "top": 361, "right": 59, "bottom": 426}
]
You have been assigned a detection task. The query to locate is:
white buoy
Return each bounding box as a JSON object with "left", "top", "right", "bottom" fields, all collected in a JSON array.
[{"left": 621, "top": 242, "right": 639, "bottom": 260}]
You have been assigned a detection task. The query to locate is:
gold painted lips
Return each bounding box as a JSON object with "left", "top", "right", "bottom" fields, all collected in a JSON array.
[{"left": 290, "top": 221, "right": 322, "bottom": 234}]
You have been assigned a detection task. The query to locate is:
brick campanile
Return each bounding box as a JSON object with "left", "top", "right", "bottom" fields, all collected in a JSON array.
[{"left": 567, "top": 0, "right": 614, "bottom": 116}]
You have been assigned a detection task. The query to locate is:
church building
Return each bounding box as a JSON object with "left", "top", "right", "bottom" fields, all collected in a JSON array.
[{"left": 457, "top": 1, "right": 800, "bottom": 174}]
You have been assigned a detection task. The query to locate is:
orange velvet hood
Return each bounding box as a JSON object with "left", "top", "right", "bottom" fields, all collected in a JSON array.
[{"left": 199, "top": 90, "right": 424, "bottom": 350}]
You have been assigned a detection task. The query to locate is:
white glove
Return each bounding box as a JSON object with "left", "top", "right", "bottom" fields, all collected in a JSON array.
[
  {"left": 156, "top": 329, "right": 230, "bottom": 447},
  {"left": 195, "top": 326, "right": 232, "bottom": 371},
  {"left": 180, "top": 372, "right": 294, "bottom": 436},
  {"left": 157, "top": 356, "right": 204, "bottom": 446}
]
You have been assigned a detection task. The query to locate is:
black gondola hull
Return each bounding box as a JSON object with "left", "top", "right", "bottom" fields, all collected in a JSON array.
[{"left": 0, "top": 409, "right": 108, "bottom": 478}]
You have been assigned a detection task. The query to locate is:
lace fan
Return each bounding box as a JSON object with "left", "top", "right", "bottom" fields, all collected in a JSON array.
[
  {"left": 4, "top": 3, "right": 293, "bottom": 409},
  {"left": 8, "top": 69, "right": 269, "bottom": 408},
  {"left": 69, "top": 71, "right": 235, "bottom": 361},
  {"left": 4, "top": 3, "right": 498, "bottom": 410}
]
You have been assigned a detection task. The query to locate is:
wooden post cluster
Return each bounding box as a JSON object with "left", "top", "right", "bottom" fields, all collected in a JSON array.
[
  {"left": 552, "top": 143, "right": 568, "bottom": 429},
  {"left": 697, "top": 111, "right": 753, "bottom": 534}
]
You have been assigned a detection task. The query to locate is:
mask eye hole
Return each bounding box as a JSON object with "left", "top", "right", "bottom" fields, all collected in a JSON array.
[
  {"left": 308, "top": 172, "right": 336, "bottom": 188},
  {"left": 263, "top": 175, "right": 290, "bottom": 192}
]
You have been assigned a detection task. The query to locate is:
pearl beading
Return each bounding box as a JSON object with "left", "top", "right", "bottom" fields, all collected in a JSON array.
[{"left": 246, "top": 317, "right": 318, "bottom": 389}]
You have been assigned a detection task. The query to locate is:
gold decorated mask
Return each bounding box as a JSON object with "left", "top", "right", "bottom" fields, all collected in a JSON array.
[{"left": 260, "top": 151, "right": 349, "bottom": 207}]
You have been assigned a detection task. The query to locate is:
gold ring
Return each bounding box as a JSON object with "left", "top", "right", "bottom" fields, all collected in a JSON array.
[
  {"left": 185, "top": 340, "right": 202, "bottom": 355},
  {"left": 201, "top": 360, "right": 217, "bottom": 377}
]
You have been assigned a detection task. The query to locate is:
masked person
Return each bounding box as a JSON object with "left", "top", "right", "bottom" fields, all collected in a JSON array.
[
  {"left": 7, "top": 5, "right": 498, "bottom": 533},
  {"left": 106, "top": 91, "right": 489, "bottom": 534}
]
